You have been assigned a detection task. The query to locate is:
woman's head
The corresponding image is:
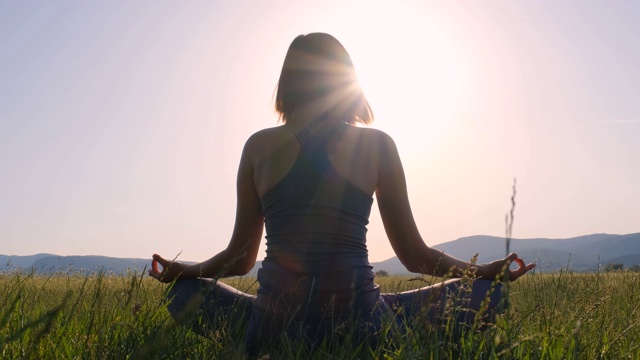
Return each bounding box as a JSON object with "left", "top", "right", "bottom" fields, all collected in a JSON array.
[{"left": 275, "top": 33, "right": 373, "bottom": 125}]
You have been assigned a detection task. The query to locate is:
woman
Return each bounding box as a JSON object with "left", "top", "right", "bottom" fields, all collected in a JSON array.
[{"left": 149, "top": 33, "right": 535, "bottom": 354}]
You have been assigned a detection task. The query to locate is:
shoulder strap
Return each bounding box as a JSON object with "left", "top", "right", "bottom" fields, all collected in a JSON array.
[{"left": 286, "top": 121, "right": 346, "bottom": 148}]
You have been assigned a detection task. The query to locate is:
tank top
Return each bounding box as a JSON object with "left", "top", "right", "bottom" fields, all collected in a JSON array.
[{"left": 255, "top": 121, "right": 378, "bottom": 320}]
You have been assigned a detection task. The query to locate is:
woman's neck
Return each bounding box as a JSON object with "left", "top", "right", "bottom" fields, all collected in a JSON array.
[{"left": 286, "top": 114, "right": 344, "bottom": 134}]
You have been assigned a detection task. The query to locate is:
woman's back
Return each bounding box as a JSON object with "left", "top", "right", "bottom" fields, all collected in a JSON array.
[
  {"left": 248, "top": 119, "right": 386, "bottom": 320},
  {"left": 251, "top": 120, "right": 382, "bottom": 200}
]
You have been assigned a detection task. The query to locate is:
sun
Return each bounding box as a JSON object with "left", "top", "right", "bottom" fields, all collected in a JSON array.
[{"left": 325, "top": 2, "right": 467, "bottom": 158}]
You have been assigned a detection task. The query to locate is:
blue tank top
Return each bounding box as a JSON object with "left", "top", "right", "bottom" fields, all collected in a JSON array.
[{"left": 255, "top": 121, "right": 378, "bottom": 320}]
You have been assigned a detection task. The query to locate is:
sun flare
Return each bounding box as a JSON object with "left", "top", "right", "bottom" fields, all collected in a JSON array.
[{"left": 327, "top": 2, "right": 467, "bottom": 157}]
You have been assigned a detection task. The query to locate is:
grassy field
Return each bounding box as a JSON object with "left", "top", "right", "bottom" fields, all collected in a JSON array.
[{"left": 1, "top": 270, "right": 639, "bottom": 359}]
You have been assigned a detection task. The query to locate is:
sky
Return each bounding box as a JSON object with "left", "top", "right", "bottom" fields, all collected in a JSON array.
[{"left": 1, "top": 1, "right": 639, "bottom": 263}]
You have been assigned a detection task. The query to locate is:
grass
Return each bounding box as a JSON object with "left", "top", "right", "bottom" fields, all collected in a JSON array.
[{"left": 1, "top": 269, "right": 639, "bottom": 359}]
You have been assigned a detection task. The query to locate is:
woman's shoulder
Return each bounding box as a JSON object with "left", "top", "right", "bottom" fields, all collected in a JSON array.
[
  {"left": 346, "top": 125, "right": 397, "bottom": 148},
  {"left": 242, "top": 125, "right": 295, "bottom": 156},
  {"left": 246, "top": 125, "right": 292, "bottom": 145},
  {"left": 248, "top": 125, "right": 289, "bottom": 139}
]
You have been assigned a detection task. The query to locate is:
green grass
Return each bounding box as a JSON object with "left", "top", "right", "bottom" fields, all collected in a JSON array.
[{"left": 1, "top": 270, "right": 639, "bottom": 359}]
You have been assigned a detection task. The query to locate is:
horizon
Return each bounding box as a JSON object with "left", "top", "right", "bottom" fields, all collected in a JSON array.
[
  {"left": 4, "top": 232, "right": 640, "bottom": 278},
  {"left": 2, "top": 1, "right": 639, "bottom": 263},
  {"left": 4, "top": 231, "right": 639, "bottom": 261}
]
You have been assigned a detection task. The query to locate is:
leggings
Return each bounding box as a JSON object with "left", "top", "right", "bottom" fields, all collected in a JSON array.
[{"left": 165, "top": 278, "right": 505, "bottom": 354}]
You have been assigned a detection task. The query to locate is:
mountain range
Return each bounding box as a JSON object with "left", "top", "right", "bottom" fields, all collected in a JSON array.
[
  {"left": 375, "top": 233, "right": 640, "bottom": 275},
  {"left": 2, "top": 233, "right": 638, "bottom": 275}
]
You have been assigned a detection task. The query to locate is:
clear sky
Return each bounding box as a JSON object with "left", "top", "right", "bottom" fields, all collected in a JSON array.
[{"left": 1, "top": 1, "right": 639, "bottom": 263}]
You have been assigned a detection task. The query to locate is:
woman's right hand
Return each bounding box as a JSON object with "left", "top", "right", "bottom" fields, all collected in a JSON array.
[
  {"left": 480, "top": 253, "right": 536, "bottom": 281},
  {"left": 148, "top": 253, "right": 187, "bottom": 283}
]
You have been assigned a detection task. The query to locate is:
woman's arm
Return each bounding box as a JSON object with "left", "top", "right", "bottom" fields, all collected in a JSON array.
[
  {"left": 149, "top": 136, "right": 264, "bottom": 282},
  {"left": 374, "top": 132, "right": 533, "bottom": 281}
]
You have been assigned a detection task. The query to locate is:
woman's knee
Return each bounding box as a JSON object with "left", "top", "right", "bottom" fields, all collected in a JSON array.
[
  {"left": 165, "top": 278, "right": 207, "bottom": 321},
  {"left": 466, "top": 279, "right": 508, "bottom": 323},
  {"left": 166, "top": 278, "right": 255, "bottom": 329},
  {"left": 472, "top": 280, "right": 506, "bottom": 308}
]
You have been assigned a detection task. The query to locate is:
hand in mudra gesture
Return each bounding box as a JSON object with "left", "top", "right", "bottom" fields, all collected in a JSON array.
[
  {"left": 148, "top": 254, "right": 187, "bottom": 283},
  {"left": 481, "top": 253, "right": 535, "bottom": 281}
]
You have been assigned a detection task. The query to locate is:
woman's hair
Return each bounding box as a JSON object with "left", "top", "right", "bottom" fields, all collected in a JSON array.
[{"left": 275, "top": 33, "right": 373, "bottom": 125}]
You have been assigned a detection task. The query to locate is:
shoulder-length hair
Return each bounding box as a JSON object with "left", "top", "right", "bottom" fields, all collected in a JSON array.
[{"left": 275, "top": 33, "right": 373, "bottom": 125}]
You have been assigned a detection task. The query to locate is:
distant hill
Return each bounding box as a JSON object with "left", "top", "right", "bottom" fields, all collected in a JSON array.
[
  {"left": 3, "top": 233, "right": 639, "bottom": 275},
  {"left": 369, "top": 256, "right": 410, "bottom": 276},
  {"left": 372, "top": 233, "right": 640, "bottom": 274},
  {"left": 1, "top": 253, "right": 56, "bottom": 269},
  {"left": 1, "top": 254, "right": 152, "bottom": 275},
  {"left": 31, "top": 255, "right": 151, "bottom": 275},
  {"left": 605, "top": 254, "right": 640, "bottom": 267},
  {"left": 431, "top": 233, "right": 640, "bottom": 272}
]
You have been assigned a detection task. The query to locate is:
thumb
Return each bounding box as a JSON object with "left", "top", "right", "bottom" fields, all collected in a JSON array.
[
  {"left": 151, "top": 254, "right": 171, "bottom": 272},
  {"left": 152, "top": 254, "right": 170, "bottom": 267}
]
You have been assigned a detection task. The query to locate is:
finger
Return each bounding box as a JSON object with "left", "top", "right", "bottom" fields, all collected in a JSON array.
[
  {"left": 517, "top": 261, "right": 535, "bottom": 274},
  {"left": 152, "top": 259, "right": 160, "bottom": 274},
  {"left": 514, "top": 258, "right": 526, "bottom": 271},
  {"left": 505, "top": 253, "right": 518, "bottom": 264},
  {"left": 148, "top": 269, "right": 158, "bottom": 280},
  {"left": 512, "top": 261, "right": 535, "bottom": 279},
  {"left": 152, "top": 253, "right": 168, "bottom": 265}
]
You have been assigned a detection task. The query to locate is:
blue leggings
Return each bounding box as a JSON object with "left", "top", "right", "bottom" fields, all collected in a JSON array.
[{"left": 165, "top": 278, "right": 505, "bottom": 353}]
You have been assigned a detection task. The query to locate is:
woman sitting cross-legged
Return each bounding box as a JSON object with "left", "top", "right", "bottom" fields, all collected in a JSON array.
[{"left": 148, "top": 32, "right": 535, "bottom": 356}]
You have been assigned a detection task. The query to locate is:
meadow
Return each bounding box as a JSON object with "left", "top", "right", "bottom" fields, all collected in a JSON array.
[{"left": 1, "top": 270, "right": 638, "bottom": 359}]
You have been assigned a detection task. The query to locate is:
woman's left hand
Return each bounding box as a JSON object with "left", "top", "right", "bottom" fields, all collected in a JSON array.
[
  {"left": 480, "top": 253, "right": 536, "bottom": 282},
  {"left": 148, "top": 254, "right": 187, "bottom": 283}
]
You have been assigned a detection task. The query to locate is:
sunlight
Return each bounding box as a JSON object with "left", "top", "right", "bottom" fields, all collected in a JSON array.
[{"left": 328, "top": 2, "right": 468, "bottom": 157}]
